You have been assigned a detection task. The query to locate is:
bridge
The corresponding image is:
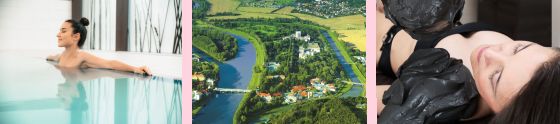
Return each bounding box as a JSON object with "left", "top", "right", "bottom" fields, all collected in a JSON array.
[
  {"left": 342, "top": 81, "right": 363, "bottom": 86},
  {"left": 214, "top": 88, "right": 252, "bottom": 93}
]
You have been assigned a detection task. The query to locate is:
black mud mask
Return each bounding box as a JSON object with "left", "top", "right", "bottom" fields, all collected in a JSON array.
[{"left": 382, "top": 0, "right": 464, "bottom": 41}]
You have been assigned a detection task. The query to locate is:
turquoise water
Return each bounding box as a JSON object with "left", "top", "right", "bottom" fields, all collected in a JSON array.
[{"left": 0, "top": 52, "right": 182, "bottom": 124}]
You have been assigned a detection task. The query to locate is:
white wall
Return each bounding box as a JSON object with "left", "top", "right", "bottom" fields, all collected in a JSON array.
[
  {"left": 461, "top": 0, "right": 477, "bottom": 23},
  {"left": 81, "top": 0, "right": 117, "bottom": 51},
  {"left": 128, "top": 0, "right": 182, "bottom": 54},
  {"left": 553, "top": 0, "right": 559, "bottom": 47},
  {"left": 0, "top": 0, "right": 71, "bottom": 51}
]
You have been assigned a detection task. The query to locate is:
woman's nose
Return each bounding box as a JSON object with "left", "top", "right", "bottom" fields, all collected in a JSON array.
[{"left": 484, "top": 47, "right": 508, "bottom": 65}]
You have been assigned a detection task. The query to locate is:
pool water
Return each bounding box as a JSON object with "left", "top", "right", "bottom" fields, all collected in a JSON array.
[{"left": 0, "top": 51, "right": 182, "bottom": 124}]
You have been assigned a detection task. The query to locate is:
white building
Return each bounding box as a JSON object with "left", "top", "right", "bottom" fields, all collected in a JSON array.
[
  {"left": 206, "top": 78, "right": 215, "bottom": 89},
  {"left": 283, "top": 31, "right": 311, "bottom": 42},
  {"left": 299, "top": 43, "right": 321, "bottom": 59},
  {"left": 284, "top": 93, "right": 298, "bottom": 104},
  {"left": 193, "top": 91, "right": 201, "bottom": 101},
  {"left": 353, "top": 56, "right": 366, "bottom": 65}
]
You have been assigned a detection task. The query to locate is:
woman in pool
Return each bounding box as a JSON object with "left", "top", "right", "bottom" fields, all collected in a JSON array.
[
  {"left": 47, "top": 17, "right": 151, "bottom": 75},
  {"left": 376, "top": 0, "right": 560, "bottom": 123}
]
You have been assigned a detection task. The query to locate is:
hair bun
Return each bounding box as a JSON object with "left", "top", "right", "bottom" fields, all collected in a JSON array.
[{"left": 80, "top": 17, "right": 90, "bottom": 26}]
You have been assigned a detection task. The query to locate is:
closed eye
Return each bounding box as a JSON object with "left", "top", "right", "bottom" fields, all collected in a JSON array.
[
  {"left": 514, "top": 43, "right": 534, "bottom": 54},
  {"left": 490, "top": 67, "right": 503, "bottom": 97},
  {"left": 493, "top": 43, "right": 533, "bottom": 96}
]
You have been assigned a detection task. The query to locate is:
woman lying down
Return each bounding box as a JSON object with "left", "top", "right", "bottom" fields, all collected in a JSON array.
[
  {"left": 46, "top": 17, "right": 151, "bottom": 75},
  {"left": 376, "top": 0, "right": 560, "bottom": 123}
]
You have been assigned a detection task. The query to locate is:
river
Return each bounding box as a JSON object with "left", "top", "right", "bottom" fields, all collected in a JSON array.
[{"left": 321, "top": 31, "right": 364, "bottom": 97}]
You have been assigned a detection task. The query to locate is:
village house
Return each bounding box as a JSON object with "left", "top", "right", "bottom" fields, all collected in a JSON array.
[
  {"left": 258, "top": 92, "right": 273, "bottom": 103},
  {"left": 291, "top": 85, "right": 306, "bottom": 93},
  {"left": 272, "top": 92, "right": 282, "bottom": 97},
  {"left": 284, "top": 85, "right": 308, "bottom": 104},
  {"left": 206, "top": 78, "right": 215, "bottom": 89},
  {"left": 284, "top": 93, "right": 298, "bottom": 104},
  {"left": 309, "top": 78, "right": 337, "bottom": 94},
  {"left": 327, "top": 84, "right": 336, "bottom": 92}
]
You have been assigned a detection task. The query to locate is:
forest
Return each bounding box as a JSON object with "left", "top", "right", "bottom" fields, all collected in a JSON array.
[
  {"left": 269, "top": 97, "right": 367, "bottom": 124},
  {"left": 193, "top": 26, "right": 239, "bottom": 61}
]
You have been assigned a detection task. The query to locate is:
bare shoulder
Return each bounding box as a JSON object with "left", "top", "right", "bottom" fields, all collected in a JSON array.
[
  {"left": 468, "top": 31, "right": 513, "bottom": 42},
  {"left": 76, "top": 50, "right": 103, "bottom": 62},
  {"left": 77, "top": 50, "right": 94, "bottom": 59}
]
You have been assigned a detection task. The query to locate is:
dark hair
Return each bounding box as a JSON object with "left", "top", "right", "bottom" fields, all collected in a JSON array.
[
  {"left": 65, "top": 17, "right": 89, "bottom": 48},
  {"left": 491, "top": 48, "right": 560, "bottom": 124}
]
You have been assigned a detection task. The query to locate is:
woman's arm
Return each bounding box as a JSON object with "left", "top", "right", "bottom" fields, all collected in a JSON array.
[
  {"left": 80, "top": 52, "right": 151, "bottom": 75},
  {"left": 376, "top": 1, "right": 416, "bottom": 69},
  {"left": 377, "top": 85, "right": 390, "bottom": 115}
]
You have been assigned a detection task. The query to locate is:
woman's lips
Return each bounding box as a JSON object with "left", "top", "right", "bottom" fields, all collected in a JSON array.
[{"left": 477, "top": 46, "right": 490, "bottom": 64}]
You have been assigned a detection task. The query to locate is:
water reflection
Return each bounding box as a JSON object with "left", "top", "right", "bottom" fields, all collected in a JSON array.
[
  {"left": 54, "top": 66, "right": 140, "bottom": 124},
  {"left": 52, "top": 65, "right": 182, "bottom": 124}
]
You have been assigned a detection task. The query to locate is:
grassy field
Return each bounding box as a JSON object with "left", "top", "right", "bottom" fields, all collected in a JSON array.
[
  {"left": 336, "top": 29, "right": 366, "bottom": 51},
  {"left": 205, "top": 5, "right": 366, "bottom": 52},
  {"left": 290, "top": 13, "right": 365, "bottom": 30},
  {"left": 207, "top": 0, "right": 240, "bottom": 15},
  {"left": 193, "top": 106, "right": 203, "bottom": 115},
  {"left": 208, "top": 11, "right": 294, "bottom": 20},
  {"left": 237, "top": 7, "right": 276, "bottom": 13},
  {"left": 291, "top": 14, "right": 366, "bottom": 51},
  {"left": 272, "top": 6, "right": 294, "bottom": 14},
  {"left": 252, "top": 105, "right": 294, "bottom": 123},
  {"left": 274, "top": 7, "right": 366, "bottom": 51}
]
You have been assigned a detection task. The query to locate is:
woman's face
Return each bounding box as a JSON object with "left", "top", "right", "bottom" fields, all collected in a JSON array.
[
  {"left": 471, "top": 41, "right": 556, "bottom": 112},
  {"left": 56, "top": 22, "right": 79, "bottom": 47}
]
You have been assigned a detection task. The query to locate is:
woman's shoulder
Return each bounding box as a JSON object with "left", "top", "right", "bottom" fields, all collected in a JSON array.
[
  {"left": 77, "top": 50, "right": 93, "bottom": 56},
  {"left": 467, "top": 31, "right": 513, "bottom": 43},
  {"left": 76, "top": 50, "right": 96, "bottom": 60},
  {"left": 439, "top": 30, "right": 513, "bottom": 49}
]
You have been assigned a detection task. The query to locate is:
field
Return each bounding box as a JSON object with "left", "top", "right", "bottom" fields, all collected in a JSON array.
[
  {"left": 276, "top": 7, "right": 366, "bottom": 51},
  {"left": 272, "top": 6, "right": 294, "bottom": 14},
  {"left": 209, "top": 11, "right": 295, "bottom": 20},
  {"left": 205, "top": 5, "right": 366, "bottom": 51},
  {"left": 237, "top": 7, "right": 276, "bottom": 13},
  {"left": 336, "top": 29, "right": 366, "bottom": 51},
  {"left": 207, "top": 0, "right": 240, "bottom": 15}
]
